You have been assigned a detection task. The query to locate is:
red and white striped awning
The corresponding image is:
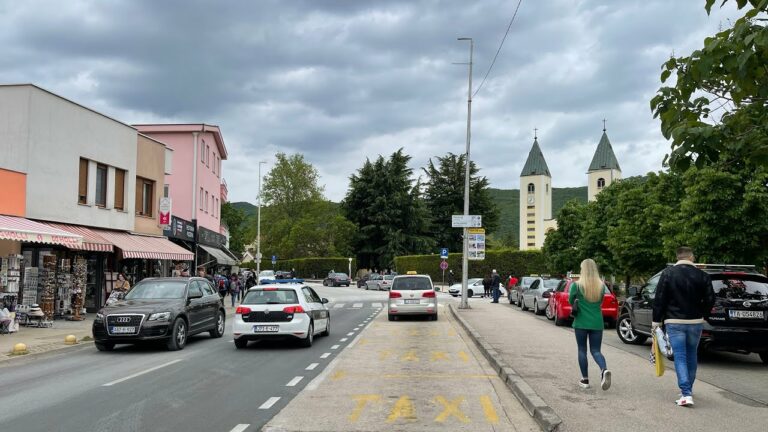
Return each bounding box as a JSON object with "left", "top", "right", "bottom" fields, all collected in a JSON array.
[
  {"left": 0, "top": 215, "right": 83, "bottom": 247},
  {"left": 41, "top": 222, "right": 114, "bottom": 252},
  {"left": 92, "top": 229, "right": 194, "bottom": 261}
]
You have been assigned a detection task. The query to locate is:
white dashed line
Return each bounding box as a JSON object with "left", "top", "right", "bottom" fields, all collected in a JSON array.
[
  {"left": 102, "top": 359, "right": 183, "bottom": 387},
  {"left": 340, "top": 338, "right": 348, "bottom": 342},
  {"left": 352, "top": 303, "right": 363, "bottom": 308},
  {"left": 259, "top": 397, "right": 281, "bottom": 410},
  {"left": 306, "top": 363, "right": 319, "bottom": 370},
  {"left": 372, "top": 302, "right": 383, "bottom": 308},
  {"left": 353, "top": 327, "right": 360, "bottom": 331},
  {"left": 333, "top": 304, "right": 345, "bottom": 309},
  {"left": 331, "top": 344, "right": 340, "bottom": 349},
  {"left": 229, "top": 425, "right": 250, "bottom": 432},
  {"left": 321, "top": 353, "right": 331, "bottom": 359},
  {"left": 286, "top": 376, "right": 304, "bottom": 387},
  {"left": 347, "top": 332, "right": 355, "bottom": 336}
]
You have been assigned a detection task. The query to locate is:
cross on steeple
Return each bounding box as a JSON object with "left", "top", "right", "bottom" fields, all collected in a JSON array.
[
  {"left": 602, "top": 118, "right": 607, "bottom": 132},
  {"left": 534, "top": 127, "right": 538, "bottom": 140}
]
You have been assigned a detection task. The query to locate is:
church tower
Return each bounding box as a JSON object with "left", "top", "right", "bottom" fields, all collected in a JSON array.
[
  {"left": 519, "top": 135, "right": 554, "bottom": 250},
  {"left": 587, "top": 124, "right": 622, "bottom": 201}
]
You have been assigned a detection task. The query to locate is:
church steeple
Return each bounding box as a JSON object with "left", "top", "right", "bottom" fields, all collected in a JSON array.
[
  {"left": 519, "top": 134, "right": 553, "bottom": 251},
  {"left": 520, "top": 137, "right": 551, "bottom": 177},
  {"left": 587, "top": 123, "right": 622, "bottom": 201}
]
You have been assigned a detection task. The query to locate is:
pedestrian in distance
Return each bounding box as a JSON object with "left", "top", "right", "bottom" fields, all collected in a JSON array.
[
  {"left": 652, "top": 246, "right": 715, "bottom": 407},
  {"left": 447, "top": 270, "right": 455, "bottom": 287},
  {"left": 571, "top": 258, "right": 611, "bottom": 391},
  {"left": 229, "top": 274, "right": 241, "bottom": 307},
  {"left": 482, "top": 273, "right": 492, "bottom": 298},
  {"left": 491, "top": 269, "right": 501, "bottom": 303}
]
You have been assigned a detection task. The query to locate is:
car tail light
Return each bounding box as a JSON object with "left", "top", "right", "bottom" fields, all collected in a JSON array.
[
  {"left": 283, "top": 305, "right": 306, "bottom": 314},
  {"left": 235, "top": 306, "right": 251, "bottom": 315},
  {"left": 422, "top": 291, "right": 436, "bottom": 298},
  {"left": 389, "top": 291, "right": 402, "bottom": 298}
]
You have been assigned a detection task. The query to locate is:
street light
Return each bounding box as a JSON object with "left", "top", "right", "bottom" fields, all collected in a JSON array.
[
  {"left": 256, "top": 161, "right": 267, "bottom": 277},
  {"left": 348, "top": 257, "right": 353, "bottom": 280},
  {"left": 458, "top": 37, "right": 473, "bottom": 310}
]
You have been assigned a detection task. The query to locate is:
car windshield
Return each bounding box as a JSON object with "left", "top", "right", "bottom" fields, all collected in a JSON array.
[
  {"left": 542, "top": 279, "right": 562, "bottom": 289},
  {"left": 521, "top": 277, "right": 537, "bottom": 286},
  {"left": 384, "top": 275, "right": 394, "bottom": 280},
  {"left": 259, "top": 271, "right": 275, "bottom": 277},
  {"left": 712, "top": 275, "right": 768, "bottom": 299},
  {"left": 393, "top": 276, "right": 432, "bottom": 290},
  {"left": 124, "top": 281, "right": 187, "bottom": 300},
  {"left": 335, "top": 273, "right": 348, "bottom": 278},
  {"left": 244, "top": 289, "right": 300, "bottom": 304}
]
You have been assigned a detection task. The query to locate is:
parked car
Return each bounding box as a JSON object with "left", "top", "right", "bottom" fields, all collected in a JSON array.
[
  {"left": 509, "top": 276, "right": 540, "bottom": 305},
  {"left": 365, "top": 274, "right": 383, "bottom": 290},
  {"left": 448, "top": 278, "right": 483, "bottom": 297},
  {"left": 257, "top": 270, "right": 276, "bottom": 284},
  {"left": 233, "top": 283, "right": 330, "bottom": 348},
  {"left": 379, "top": 274, "right": 395, "bottom": 290},
  {"left": 520, "top": 278, "right": 562, "bottom": 315},
  {"left": 357, "top": 274, "right": 370, "bottom": 288},
  {"left": 92, "top": 277, "right": 226, "bottom": 352},
  {"left": 323, "top": 272, "right": 350, "bottom": 287},
  {"left": 546, "top": 278, "right": 619, "bottom": 327},
  {"left": 616, "top": 265, "right": 768, "bottom": 364},
  {"left": 388, "top": 274, "right": 437, "bottom": 321}
]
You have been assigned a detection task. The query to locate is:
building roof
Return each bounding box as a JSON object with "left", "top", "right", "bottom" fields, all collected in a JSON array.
[
  {"left": 133, "top": 124, "right": 228, "bottom": 159},
  {"left": 588, "top": 131, "right": 621, "bottom": 172},
  {"left": 520, "top": 139, "right": 551, "bottom": 177}
]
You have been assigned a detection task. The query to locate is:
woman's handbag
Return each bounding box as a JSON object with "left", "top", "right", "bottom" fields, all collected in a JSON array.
[{"left": 570, "top": 298, "right": 580, "bottom": 318}]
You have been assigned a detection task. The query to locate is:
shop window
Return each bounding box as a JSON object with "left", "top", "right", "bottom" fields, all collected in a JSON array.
[
  {"left": 597, "top": 178, "right": 606, "bottom": 189},
  {"left": 527, "top": 183, "right": 535, "bottom": 193},
  {"left": 95, "top": 164, "right": 108, "bottom": 207},
  {"left": 114, "top": 169, "right": 126, "bottom": 210},
  {"left": 136, "top": 177, "right": 154, "bottom": 216},
  {"left": 78, "top": 158, "right": 88, "bottom": 204}
]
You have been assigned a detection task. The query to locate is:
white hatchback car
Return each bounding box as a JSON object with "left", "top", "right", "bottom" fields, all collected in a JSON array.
[
  {"left": 233, "top": 283, "right": 330, "bottom": 349},
  {"left": 387, "top": 274, "right": 438, "bottom": 321}
]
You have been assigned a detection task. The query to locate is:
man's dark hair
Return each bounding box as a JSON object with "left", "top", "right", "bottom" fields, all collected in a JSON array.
[{"left": 676, "top": 246, "right": 694, "bottom": 260}]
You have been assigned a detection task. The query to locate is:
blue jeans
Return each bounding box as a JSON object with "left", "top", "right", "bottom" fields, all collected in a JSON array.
[
  {"left": 665, "top": 323, "right": 703, "bottom": 396},
  {"left": 574, "top": 329, "right": 607, "bottom": 378},
  {"left": 230, "top": 293, "right": 238, "bottom": 307},
  {"left": 492, "top": 288, "right": 500, "bottom": 302}
]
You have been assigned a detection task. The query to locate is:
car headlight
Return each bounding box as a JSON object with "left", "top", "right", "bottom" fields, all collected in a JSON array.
[
  {"left": 95, "top": 312, "right": 104, "bottom": 321},
  {"left": 148, "top": 312, "right": 172, "bottom": 321}
]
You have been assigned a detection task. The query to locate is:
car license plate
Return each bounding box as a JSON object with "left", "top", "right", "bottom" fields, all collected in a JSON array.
[
  {"left": 254, "top": 325, "right": 279, "bottom": 332},
  {"left": 111, "top": 326, "right": 136, "bottom": 334},
  {"left": 729, "top": 310, "right": 765, "bottom": 319},
  {"left": 404, "top": 299, "right": 420, "bottom": 304}
]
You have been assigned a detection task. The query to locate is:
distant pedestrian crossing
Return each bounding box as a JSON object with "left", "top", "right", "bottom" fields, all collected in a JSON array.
[{"left": 331, "top": 302, "right": 384, "bottom": 310}]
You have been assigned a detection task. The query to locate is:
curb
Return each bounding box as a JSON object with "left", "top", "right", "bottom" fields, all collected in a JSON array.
[{"left": 449, "top": 303, "right": 562, "bottom": 432}]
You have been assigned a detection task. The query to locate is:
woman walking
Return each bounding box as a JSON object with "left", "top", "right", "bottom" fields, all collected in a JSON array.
[
  {"left": 570, "top": 259, "right": 611, "bottom": 390},
  {"left": 229, "top": 274, "right": 241, "bottom": 307}
]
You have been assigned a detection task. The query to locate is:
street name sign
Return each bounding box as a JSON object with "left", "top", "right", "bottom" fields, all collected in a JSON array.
[{"left": 451, "top": 215, "right": 482, "bottom": 228}]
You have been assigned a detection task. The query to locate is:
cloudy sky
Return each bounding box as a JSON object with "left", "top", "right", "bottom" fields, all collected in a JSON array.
[{"left": 0, "top": 0, "right": 743, "bottom": 202}]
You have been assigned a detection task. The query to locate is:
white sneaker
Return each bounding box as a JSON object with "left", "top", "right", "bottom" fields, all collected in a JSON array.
[
  {"left": 579, "top": 378, "right": 590, "bottom": 389},
  {"left": 676, "top": 396, "right": 694, "bottom": 407},
  {"left": 601, "top": 370, "right": 612, "bottom": 390}
]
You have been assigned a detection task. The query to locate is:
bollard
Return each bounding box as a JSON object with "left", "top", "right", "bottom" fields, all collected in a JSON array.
[
  {"left": 64, "top": 335, "right": 78, "bottom": 345},
  {"left": 12, "top": 343, "right": 28, "bottom": 355}
]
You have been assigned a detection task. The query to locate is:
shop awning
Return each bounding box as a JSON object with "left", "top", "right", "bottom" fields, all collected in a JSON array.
[
  {"left": 93, "top": 229, "right": 194, "bottom": 261},
  {"left": 41, "top": 222, "right": 114, "bottom": 252},
  {"left": 199, "top": 244, "right": 237, "bottom": 266},
  {"left": 0, "top": 215, "right": 83, "bottom": 247}
]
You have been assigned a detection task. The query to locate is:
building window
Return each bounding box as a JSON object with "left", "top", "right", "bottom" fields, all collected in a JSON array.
[
  {"left": 164, "top": 184, "right": 170, "bottom": 198},
  {"left": 218, "top": 158, "right": 221, "bottom": 177},
  {"left": 527, "top": 243, "right": 536, "bottom": 247},
  {"left": 546, "top": 184, "right": 549, "bottom": 193},
  {"left": 114, "top": 169, "right": 126, "bottom": 210},
  {"left": 136, "top": 177, "right": 154, "bottom": 216},
  {"left": 527, "top": 235, "right": 535, "bottom": 239},
  {"left": 527, "top": 183, "right": 535, "bottom": 193},
  {"left": 215, "top": 198, "right": 219, "bottom": 218},
  {"left": 78, "top": 158, "right": 88, "bottom": 204},
  {"left": 95, "top": 164, "right": 108, "bottom": 207},
  {"left": 201, "top": 140, "right": 205, "bottom": 162},
  {"left": 597, "top": 178, "right": 606, "bottom": 189},
  {"left": 527, "top": 205, "right": 535, "bottom": 210},
  {"left": 206, "top": 145, "right": 210, "bottom": 167},
  {"left": 527, "top": 212, "right": 535, "bottom": 217},
  {"left": 205, "top": 191, "right": 209, "bottom": 213},
  {"left": 213, "top": 154, "right": 217, "bottom": 175},
  {"left": 200, "top": 188, "right": 204, "bottom": 210},
  {"left": 527, "top": 228, "right": 535, "bottom": 232},
  {"left": 527, "top": 220, "right": 535, "bottom": 224}
]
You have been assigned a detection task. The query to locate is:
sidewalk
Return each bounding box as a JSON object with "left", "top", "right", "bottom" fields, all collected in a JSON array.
[
  {"left": 0, "top": 316, "right": 94, "bottom": 361},
  {"left": 451, "top": 299, "right": 768, "bottom": 432}
]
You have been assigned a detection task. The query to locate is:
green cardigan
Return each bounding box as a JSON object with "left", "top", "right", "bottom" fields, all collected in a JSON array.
[{"left": 569, "top": 282, "right": 605, "bottom": 331}]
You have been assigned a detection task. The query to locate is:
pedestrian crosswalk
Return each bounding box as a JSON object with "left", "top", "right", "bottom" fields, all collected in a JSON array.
[{"left": 330, "top": 302, "right": 385, "bottom": 310}]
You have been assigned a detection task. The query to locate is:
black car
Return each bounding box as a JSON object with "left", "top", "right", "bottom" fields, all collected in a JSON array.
[
  {"left": 617, "top": 265, "right": 768, "bottom": 364},
  {"left": 93, "top": 277, "right": 226, "bottom": 352},
  {"left": 323, "top": 272, "right": 350, "bottom": 287},
  {"left": 356, "top": 274, "right": 370, "bottom": 288}
]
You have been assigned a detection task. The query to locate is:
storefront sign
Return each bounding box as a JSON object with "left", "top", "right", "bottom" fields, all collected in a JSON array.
[
  {"left": 197, "top": 226, "right": 226, "bottom": 247},
  {"left": 0, "top": 229, "right": 83, "bottom": 247},
  {"left": 159, "top": 197, "right": 172, "bottom": 226},
  {"left": 163, "top": 216, "right": 195, "bottom": 242}
]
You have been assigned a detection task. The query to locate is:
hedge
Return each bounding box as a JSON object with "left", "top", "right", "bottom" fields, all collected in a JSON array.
[
  {"left": 393, "top": 249, "right": 549, "bottom": 284},
  {"left": 241, "top": 257, "right": 357, "bottom": 279}
]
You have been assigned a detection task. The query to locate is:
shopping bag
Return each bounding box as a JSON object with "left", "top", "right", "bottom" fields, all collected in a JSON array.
[
  {"left": 650, "top": 333, "right": 665, "bottom": 377},
  {"left": 654, "top": 326, "right": 674, "bottom": 360}
]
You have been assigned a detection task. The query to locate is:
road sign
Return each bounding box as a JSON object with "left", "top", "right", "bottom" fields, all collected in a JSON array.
[
  {"left": 271, "top": 255, "right": 277, "bottom": 264},
  {"left": 467, "top": 228, "right": 486, "bottom": 261},
  {"left": 451, "top": 215, "right": 482, "bottom": 228},
  {"left": 440, "top": 248, "right": 449, "bottom": 259},
  {"left": 440, "top": 260, "right": 449, "bottom": 271}
]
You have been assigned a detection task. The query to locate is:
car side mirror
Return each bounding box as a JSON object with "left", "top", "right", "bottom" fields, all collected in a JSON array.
[
  {"left": 321, "top": 298, "right": 329, "bottom": 304},
  {"left": 628, "top": 286, "right": 638, "bottom": 297},
  {"left": 188, "top": 291, "right": 203, "bottom": 300}
]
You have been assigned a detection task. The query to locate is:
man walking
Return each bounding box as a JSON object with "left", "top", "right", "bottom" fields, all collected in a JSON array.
[
  {"left": 652, "top": 247, "right": 715, "bottom": 407},
  {"left": 447, "top": 270, "right": 455, "bottom": 287},
  {"left": 491, "top": 269, "right": 501, "bottom": 303}
]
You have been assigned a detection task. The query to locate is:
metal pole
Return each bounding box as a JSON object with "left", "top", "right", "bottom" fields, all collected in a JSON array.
[
  {"left": 458, "top": 37, "right": 473, "bottom": 309},
  {"left": 256, "top": 161, "right": 266, "bottom": 277}
]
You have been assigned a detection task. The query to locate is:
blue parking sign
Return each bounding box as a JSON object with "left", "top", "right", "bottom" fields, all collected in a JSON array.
[
  {"left": 271, "top": 255, "right": 277, "bottom": 264},
  {"left": 440, "top": 248, "right": 449, "bottom": 259}
]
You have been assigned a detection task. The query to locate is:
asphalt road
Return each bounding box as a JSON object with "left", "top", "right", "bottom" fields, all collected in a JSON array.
[
  {"left": 463, "top": 293, "right": 768, "bottom": 406},
  {"left": 0, "top": 283, "right": 388, "bottom": 432}
]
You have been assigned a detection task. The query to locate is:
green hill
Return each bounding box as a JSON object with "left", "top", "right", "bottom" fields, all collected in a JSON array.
[{"left": 231, "top": 201, "right": 258, "bottom": 218}]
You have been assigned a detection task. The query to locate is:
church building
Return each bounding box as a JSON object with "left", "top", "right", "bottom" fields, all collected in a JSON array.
[{"left": 519, "top": 127, "right": 621, "bottom": 250}]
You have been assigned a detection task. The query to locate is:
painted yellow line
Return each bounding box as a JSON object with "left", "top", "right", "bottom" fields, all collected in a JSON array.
[
  {"left": 480, "top": 395, "right": 499, "bottom": 424},
  {"left": 434, "top": 396, "right": 470, "bottom": 423},
  {"left": 458, "top": 351, "right": 470, "bottom": 362},
  {"left": 349, "top": 394, "right": 381, "bottom": 422},
  {"left": 430, "top": 351, "right": 449, "bottom": 361},
  {"left": 331, "top": 370, "right": 347, "bottom": 381},
  {"left": 387, "top": 395, "right": 416, "bottom": 423},
  {"left": 401, "top": 350, "right": 419, "bottom": 362}
]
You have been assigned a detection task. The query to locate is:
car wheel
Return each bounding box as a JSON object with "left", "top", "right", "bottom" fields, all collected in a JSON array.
[
  {"left": 431, "top": 314, "right": 438, "bottom": 321},
  {"left": 545, "top": 303, "right": 555, "bottom": 320},
  {"left": 534, "top": 299, "right": 544, "bottom": 315},
  {"left": 467, "top": 289, "right": 474, "bottom": 297},
  {"left": 521, "top": 297, "right": 529, "bottom": 311},
  {"left": 209, "top": 311, "right": 225, "bottom": 338},
  {"left": 323, "top": 280, "right": 327, "bottom": 286},
  {"left": 508, "top": 293, "right": 515, "bottom": 304},
  {"left": 300, "top": 322, "right": 314, "bottom": 347},
  {"left": 616, "top": 313, "right": 647, "bottom": 345},
  {"left": 388, "top": 314, "right": 396, "bottom": 321},
  {"left": 95, "top": 341, "right": 114, "bottom": 352},
  {"left": 234, "top": 338, "right": 248, "bottom": 349},
  {"left": 166, "top": 318, "right": 187, "bottom": 351},
  {"left": 759, "top": 352, "right": 768, "bottom": 365},
  {"left": 554, "top": 306, "right": 568, "bottom": 326},
  {"left": 321, "top": 317, "right": 330, "bottom": 337}
]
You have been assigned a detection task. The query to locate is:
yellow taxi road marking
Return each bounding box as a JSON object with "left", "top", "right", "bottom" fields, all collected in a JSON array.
[
  {"left": 480, "top": 396, "right": 499, "bottom": 424},
  {"left": 387, "top": 396, "right": 416, "bottom": 423},
  {"left": 430, "top": 351, "right": 449, "bottom": 361},
  {"left": 349, "top": 395, "right": 381, "bottom": 422},
  {"left": 434, "top": 396, "right": 470, "bottom": 423},
  {"left": 229, "top": 425, "right": 249, "bottom": 432},
  {"left": 286, "top": 376, "right": 304, "bottom": 387},
  {"left": 306, "top": 363, "right": 319, "bottom": 370},
  {"left": 321, "top": 353, "right": 331, "bottom": 359},
  {"left": 259, "top": 397, "right": 281, "bottom": 409},
  {"left": 401, "top": 350, "right": 419, "bottom": 362},
  {"left": 331, "top": 370, "right": 347, "bottom": 380},
  {"left": 458, "top": 351, "right": 470, "bottom": 362},
  {"left": 331, "top": 344, "right": 340, "bottom": 349},
  {"left": 102, "top": 359, "right": 183, "bottom": 387}
]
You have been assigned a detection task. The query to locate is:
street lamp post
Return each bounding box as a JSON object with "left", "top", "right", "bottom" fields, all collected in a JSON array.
[
  {"left": 458, "top": 37, "right": 473, "bottom": 310},
  {"left": 348, "top": 257, "right": 352, "bottom": 280},
  {"left": 256, "top": 161, "right": 267, "bottom": 277}
]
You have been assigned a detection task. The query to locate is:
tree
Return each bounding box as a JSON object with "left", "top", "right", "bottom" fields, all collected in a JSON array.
[
  {"left": 421, "top": 153, "right": 500, "bottom": 252},
  {"left": 220, "top": 201, "right": 247, "bottom": 256},
  {"left": 262, "top": 152, "right": 324, "bottom": 215},
  {"left": 651, "top": 0, "right": 768, "bottom": 171},
  {"left": 542, "top": 200, "right": 588, "bottom": 274}
]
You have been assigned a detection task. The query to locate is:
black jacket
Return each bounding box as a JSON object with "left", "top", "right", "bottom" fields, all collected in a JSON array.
[{"left": 652, "top": 263, "right": 715, "bottom": 323}]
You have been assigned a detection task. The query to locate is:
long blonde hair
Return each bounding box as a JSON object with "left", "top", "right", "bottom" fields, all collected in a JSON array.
[{"left": 579, "top": 259, "right": 603, "bottom": 302}]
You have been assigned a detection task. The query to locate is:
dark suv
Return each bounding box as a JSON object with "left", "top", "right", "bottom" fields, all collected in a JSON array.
[
  {"left": 93, "top": 277, "right": 226, "bottom": 352},
  {"left": 617, "top": 265, "right": 768, "bottom": 364}
]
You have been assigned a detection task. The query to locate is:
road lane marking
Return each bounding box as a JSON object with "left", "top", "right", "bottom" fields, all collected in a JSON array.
[
  {"left": 331, "top": 344, "right": 340, "bottom": 349},
  {"left": 353, "top": 303, "right": 363, "bottom": 308},
  {"left": 349, "top": 395, "right": 381, "bottom": 422},
  {"left": 306, "top": 363, "right": 319, "bottom": 370},
  {"left": 102, "top": 359, "right": 183, "bottom": 387},
  {"left": 229, "top": 425, "right": 249, "bottom": 432},
  {"left": 321, "top": 352, "right": 331, "bottom": 359},
  {"left": 286, "top": 376, "right": 304, "bottom": 387},
  {"left": 353, "top": 327, "right": 360, "bottom": 331},
  {"left": 259, "top": 397, "right": 281, "bottom": 409},
  {"left": 458, "top": 351, "right": 470, "bottom": 362},
  {"left": 347, "top": 332, "right": 355, "bottom": 336},
  {"left": 387, "top": 396, "right": 416, "bottom": 423},
  {"left": 334, "top": 303, "right": 345, "bottom": 308},
  {"left": 401, "top": 350, "right": 419, "bottom": 362},
  {"left": 430, "top": 351, "right": 449, "bottom": 361},
  {"left": 379, "top": 350, "right": 393, "bottom": 360},
  {"left": 434, "top": 396, "right": 469, "bottom": 423},
  {"left": 340, "top": 338, "right": 348, "bottom": 342},
  {"left": 480, "top": 396, "right": 499, "bottom": 424},
  {"left": 372, "top": 302, "right": 383, "bottom": 308}
]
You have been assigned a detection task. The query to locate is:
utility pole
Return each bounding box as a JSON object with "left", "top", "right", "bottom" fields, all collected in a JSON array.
[
  {"left": 458, "top": 37, "right": 473, "bottom": 310},
  {"left": 256, "top": 161, "right": 266, "bottom": 277}
]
